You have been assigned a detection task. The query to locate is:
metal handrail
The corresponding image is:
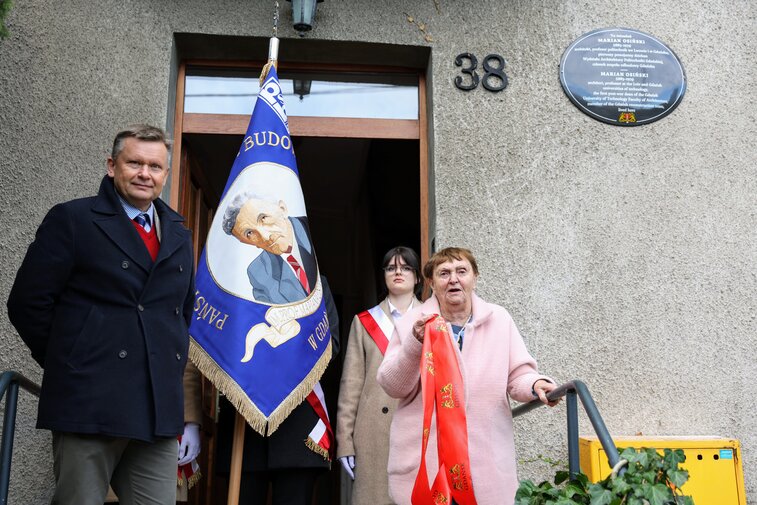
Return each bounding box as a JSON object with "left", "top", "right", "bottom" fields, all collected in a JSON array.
[
  {"left": 1, "top": 371, "right": 41, "bottom": 505},
  {"left": 512, "top": 379, "right": 622, "bottom": 478}
]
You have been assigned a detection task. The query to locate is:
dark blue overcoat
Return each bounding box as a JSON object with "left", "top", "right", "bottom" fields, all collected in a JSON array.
[{"left": 7, "top": 175, "right": 195, "bottom": 441}]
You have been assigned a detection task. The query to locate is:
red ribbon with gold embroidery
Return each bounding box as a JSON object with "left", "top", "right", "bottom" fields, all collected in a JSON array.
[{"left": 411, "top": 315, "right": 478, "bottom": 505}]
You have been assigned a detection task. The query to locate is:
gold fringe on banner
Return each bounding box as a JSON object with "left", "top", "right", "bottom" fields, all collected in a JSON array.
[
  {"left": 305, "top": 438, "right": 330, "bottom": 460},
  {"left": 177, "top": 470, "right": 202, "bottom": 489},
  {"left": 265, "top": 342, "right": 331, "bottom": 434},
  {"left": 187, "top": 471, "right": 202, "bottom": 489},
  {"left": 189, "top": 336, "right": 332, "bottom": 436},
  {"left": 259, "top": 59, "right": 279, "bottom": 86}
]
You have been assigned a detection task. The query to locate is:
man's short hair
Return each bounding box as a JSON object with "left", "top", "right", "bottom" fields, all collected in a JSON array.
[
  {"left": 111, "top": 125, "right": 172, "bottom": 160},
  {"left": 222, "top": 191, "right": 279, "bottom": 236}
]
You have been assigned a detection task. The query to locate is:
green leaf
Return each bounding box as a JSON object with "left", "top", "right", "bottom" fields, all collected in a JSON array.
[
  {"left": 564, "top": 482, "right": 588, "bottom": 498},
  {"left": 574, "top": 472, "right": 590, "bottom": 488},
  {"left": 555, "top": 470, "right": 570, "bottom": 485},
  {"left": 516, "top": 480, "right": 537, "bottom": 497},
  {"left": 638, "top": 470, "right": 657, "bottom": 485},
  {"left": 668, "top": 468, "right": 689, "bottom": 488},
  {"left": 588, "top": 487, "right": 614, "bottom": 505},
  {"left": 618, "top": 447, "right": 638, "bottom": 461},
  {"left": 518, "top": 479, "right": 536, "bottom": 492},
  {"left": 635, "top": 449, "right": 650, "bottom": 467},
  {"left": 663, "top": 448, "right": 686, "bottom": 469},
  {"left": 554, "top": 498, "right": 582, "bottom": 505},
  {"left": 609, "top": 476, "right": 632, "bottom": 495},
  {"left": 642, "top": 483, "right": 672, "bottom": 505},
  {"left": 0, "top": 0, "right": 13, "bottom": 39}
]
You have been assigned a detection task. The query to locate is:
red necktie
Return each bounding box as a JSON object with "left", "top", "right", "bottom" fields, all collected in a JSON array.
[{"left": 286, "top": 254, "right": 310, "bottom": 293}]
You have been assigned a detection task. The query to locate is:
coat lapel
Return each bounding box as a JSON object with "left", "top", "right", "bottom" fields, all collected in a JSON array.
[
  {"left": 153, "top": 200, "right": 188, "bottom": 266},
  {"left": 291, "top": 217, "right": 318, "bottom": 290},
  {"left": 379, "top": 299, "right": 393, "bottom": 321},
  {"left": 91, "top": 177, "right": 154, "bottom": 273},
  {"left": 90, "top": 176, "right": 188, "bottom": 274}
]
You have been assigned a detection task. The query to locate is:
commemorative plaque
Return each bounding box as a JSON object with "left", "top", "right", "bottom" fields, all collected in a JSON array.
[{"left": 560, "top": 28, "right": 686, "bottom": 126}]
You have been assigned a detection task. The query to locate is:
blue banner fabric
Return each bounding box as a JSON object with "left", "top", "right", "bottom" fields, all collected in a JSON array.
[{"left": 188, "top": 67, "right": 332, "bottom": 435}]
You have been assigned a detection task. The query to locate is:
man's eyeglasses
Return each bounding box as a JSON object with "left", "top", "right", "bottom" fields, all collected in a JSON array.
[{"left": 384, "top": 265, "right": 414, "bottom": 274}]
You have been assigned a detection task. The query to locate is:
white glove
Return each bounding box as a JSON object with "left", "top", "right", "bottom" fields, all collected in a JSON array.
[
  {"left": 177, "top": 422, "right": 201, "bottom": 466},
  {"left": 339, "top": 455, "right": 355, "bottom": 480}
]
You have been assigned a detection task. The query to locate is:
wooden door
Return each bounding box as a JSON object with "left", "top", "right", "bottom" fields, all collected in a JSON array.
[{"left": 175, "top": 140, "right": 220, "bottom": 505}]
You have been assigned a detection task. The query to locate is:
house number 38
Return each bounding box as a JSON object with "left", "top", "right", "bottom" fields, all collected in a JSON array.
[{"left": 454, "top": 53, "right": 509, "bottom": 92}]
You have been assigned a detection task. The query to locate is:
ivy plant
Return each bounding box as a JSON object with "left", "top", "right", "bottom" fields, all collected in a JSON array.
[
  {"left": 515, "top": 447, "right": 694, "bottom": 505},
  {"left": 0, "top": 0, "right": 12, "bottom": 39}
]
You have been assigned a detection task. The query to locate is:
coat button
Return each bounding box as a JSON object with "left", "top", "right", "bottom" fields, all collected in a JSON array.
[
  {"left": 138, "top": 305, "right": 144, "bottom": 312},
  {"left": 118, "top": 350, "right": 127, "bottom": 359},
  {"left": 175, "top": 307, "right": 180, "bottom": 315},
  {"left": 179, "top": 265, "right": 184, "bottom": 272},
  {"left": 176, "top": 353, "right": 182, "bottom": 360},
  {"left": 121, "top": 261, "right": 129, "bottom": 269},
  {"left": 382, "top": 407, "right": 389, "bottom": 414}
]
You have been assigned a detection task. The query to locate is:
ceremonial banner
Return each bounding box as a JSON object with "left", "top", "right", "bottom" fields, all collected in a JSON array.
[{"left": 189, "top": 67, "right": 333, "bottom": 439}]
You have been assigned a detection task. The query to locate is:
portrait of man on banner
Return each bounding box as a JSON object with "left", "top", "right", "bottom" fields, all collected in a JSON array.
[{"left": 209, "top": 163, "right": 316, "bottom": 306}]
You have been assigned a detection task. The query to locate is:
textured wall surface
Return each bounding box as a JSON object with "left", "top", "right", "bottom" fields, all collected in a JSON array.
[{"left": 1, "top": 0, "right": 755, "bottom": 503}]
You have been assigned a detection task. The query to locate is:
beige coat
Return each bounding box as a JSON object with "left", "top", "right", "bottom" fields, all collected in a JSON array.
[{"left": 337, "top": 299, "right": 415, "bottom": 505}]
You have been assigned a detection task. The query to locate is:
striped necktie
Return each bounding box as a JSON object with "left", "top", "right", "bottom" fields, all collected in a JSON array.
[
  {"left": 286, "top": 254, "right": 310, "bottom": 293},
  {"left": 134, "top": 213, "right": 150, "bottom": 231}
]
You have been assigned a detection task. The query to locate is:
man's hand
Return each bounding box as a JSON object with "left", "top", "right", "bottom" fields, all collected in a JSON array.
[
  {"left": 178, "top": 422, "right": 201, "bottom": 466},
  {"left": 533, "top": 379, "right": 560, "bottom": 407},
  {"left": 339, "top": 455, "right": 355, "bottom": 480}
]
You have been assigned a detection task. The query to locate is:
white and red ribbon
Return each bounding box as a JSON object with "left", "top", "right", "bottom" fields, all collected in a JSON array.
[
  {"left": 176, "top": 436, "right": 202, "bottom": 489},
  {"left": 358, "top": 305, "right": 394, "bottom": 355},
  {"left": 305, "top": 382, "right": 333, "bottom": 460}
]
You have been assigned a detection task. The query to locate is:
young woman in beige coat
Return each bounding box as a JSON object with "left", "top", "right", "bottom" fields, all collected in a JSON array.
[{"left": 336, "top": 246, "right": 423, "bottom": 505}]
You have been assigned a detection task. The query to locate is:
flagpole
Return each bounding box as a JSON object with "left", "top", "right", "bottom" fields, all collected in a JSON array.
[
  {"left": 227, "top": 4, "right": 281, "bottom": 502},
  {"left": 226, "top": 412, "right": 246, "bottom": 505},
  {"left": 259, "top": 36, "right": 280, "bottom": 84}
]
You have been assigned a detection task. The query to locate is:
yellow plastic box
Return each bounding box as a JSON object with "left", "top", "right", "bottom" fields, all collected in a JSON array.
[{"left": 579, "top": 436, "right": 746, "bottom": 505}]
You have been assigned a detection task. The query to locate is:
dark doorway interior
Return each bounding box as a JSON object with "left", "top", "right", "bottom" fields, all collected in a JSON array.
[{"left": 182, "top": 133, "right": 420, "bottom": 504}]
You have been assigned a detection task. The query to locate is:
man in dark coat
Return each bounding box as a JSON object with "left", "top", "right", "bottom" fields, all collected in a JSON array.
[{"left": 7, "top": 125, "right": 196, "bottom": 505}]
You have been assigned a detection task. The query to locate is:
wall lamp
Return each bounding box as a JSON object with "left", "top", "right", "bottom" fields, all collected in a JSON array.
[
  {"left": 287, "top": 0, "right": 324, "bottom": 33},
  {"left": 292, "top": 79, "right": 312, "bottom": 101}
]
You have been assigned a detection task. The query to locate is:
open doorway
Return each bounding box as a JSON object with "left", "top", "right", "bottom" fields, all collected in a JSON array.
[
  {"left": 170, "top": 53, "right": 429, "bottom": 504},
  {"left": 179, "top": 132, "right": 420, "bottom": 504}
]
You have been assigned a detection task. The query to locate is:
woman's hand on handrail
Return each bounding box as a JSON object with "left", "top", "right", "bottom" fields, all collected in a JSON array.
[{"left": 533, "top": 379, "right": 561, "bottom": 407}]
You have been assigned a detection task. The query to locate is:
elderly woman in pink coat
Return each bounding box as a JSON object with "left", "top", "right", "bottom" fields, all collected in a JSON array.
[{"left": 377, "top": 247, "right": 559, "bottom": 505}]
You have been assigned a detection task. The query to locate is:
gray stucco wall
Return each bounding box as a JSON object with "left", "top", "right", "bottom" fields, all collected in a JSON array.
[{"left": 1, "top": 0, "right": 754, "bottom": 503}]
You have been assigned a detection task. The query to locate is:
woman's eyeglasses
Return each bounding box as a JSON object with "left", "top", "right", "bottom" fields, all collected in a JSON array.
[{"left": 384, "top": 265, "right": 414, "bottom": 274}]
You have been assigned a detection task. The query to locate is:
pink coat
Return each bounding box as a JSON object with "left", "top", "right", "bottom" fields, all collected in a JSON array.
[{"left": 376, "top": 293, "right": 551, "bottom": 505}]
